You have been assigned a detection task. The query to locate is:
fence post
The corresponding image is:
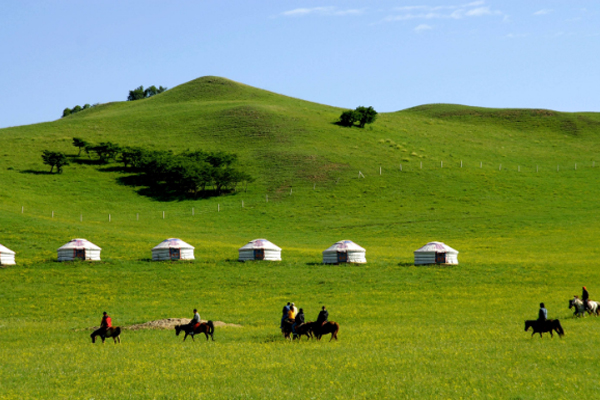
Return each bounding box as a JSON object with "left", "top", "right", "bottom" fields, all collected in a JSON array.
[
  {"left": 52, "top": 211, "right": 54, "bottom": 218},
  {"left": 379, "top": 166, "right": 382, "bottom": 175},
  {"left": 518, "top": 166, "right": 520, "bottom": 172},
  {"left": 80, "top": 214, "right": 83, "bottom": 222},
  {"left": 21, "top": 206, "right": 24, "bottom": 214},
  {"left": 242, "top": 200, "right": 244, "bottom": 208},
  {"left": 399, "top": 164, "right": 402, "bottom": 171},
  {"left": 162, "top": 211, "right": 165, "bottom": 219},
  {"left": 266, "top": 194, "right": 268, "bottom": 202},
  {"left": 480, "top": 162, "right": 482, "bottom": 168},
  {"left": 420, "top": 161, "right": 422, "bottom": 169},
  {"left": 460, "top": 160, "right": 463, "bottom": 168},
  {"left": 109, "top": 214, "right": 111, "bottom": 222},
  {"left": 137, "top": 213, "right": 139, "bottom": 221},
  {"left": 192, "top": 207, "right": 195, "bottom": 216},
  {"left": 499, "top": 164, "right": 502, "bottom": 171},
  {"left": 440, "top": 161, "right": 443, "bottom": 168},
  {"left": 313, "top": 183, "right": 316, "bottom": 190},
  {"left": 218, "top": 204, "right": 220, "bottom": 212},
  {"left": 536, "top": 165, "right": 539, "bottom": 173}
]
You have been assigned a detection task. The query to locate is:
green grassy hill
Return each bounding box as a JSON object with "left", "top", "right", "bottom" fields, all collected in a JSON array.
[{"left": 1, "top": 76, "right": 600, "bottom": 399}]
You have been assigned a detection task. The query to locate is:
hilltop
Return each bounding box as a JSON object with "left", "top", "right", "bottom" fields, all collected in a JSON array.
[{"left": 0, "top": 75, "right": 599, "bottom": 264}]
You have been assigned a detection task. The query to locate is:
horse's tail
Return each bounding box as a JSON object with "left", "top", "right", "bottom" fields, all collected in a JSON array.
[
  {"left": 207, "top": 320, "right": 214, "bottom": 336},
  {"left": 329, "top": 321, "right": 340, "bottom": 341},
  {"left": 113, "top": 326, "right": 121, "bottom": 337},
  {"left": 555, "top": 320, "right": 565, "bottom": 337}
]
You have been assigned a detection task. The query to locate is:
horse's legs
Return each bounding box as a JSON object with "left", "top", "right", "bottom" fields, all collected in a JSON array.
[
  {"left": 183, "top": 332, "right": 188, "bottom": 342},
  {"left": 204, "top": 332, "right": 209, "bottom": 341}
]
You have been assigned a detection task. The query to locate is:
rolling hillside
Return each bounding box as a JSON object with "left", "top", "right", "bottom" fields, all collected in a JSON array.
[
  {"left": 2, "top": 76, "right": 600, "bottom": 399},
  {"left": 1, "top": 76, "right": 599, "bottom": 263}
]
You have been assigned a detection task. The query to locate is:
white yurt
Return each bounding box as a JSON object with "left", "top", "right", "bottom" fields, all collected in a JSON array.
[
  {"left": 322, "top": 240, "right": 367, "bottom": 264},
  {"left": 152, "top": 238, "right": 195, "bottom": 261},
  {"left": 57, "top": 238, "right": 102, "bottom": 261},
  {"left": 0, "top": 244, "right": 16, "bottom": 266},
  {"left": 238, "top": 239, "right": 281, "bottom": 261},
  {"left": 414, "top": 241, "right": 459, "bottom": 265}
]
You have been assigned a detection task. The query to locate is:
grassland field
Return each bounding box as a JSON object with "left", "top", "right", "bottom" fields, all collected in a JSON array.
[{"left": 1, "top": 77, "right": 600, "bottom": 399}]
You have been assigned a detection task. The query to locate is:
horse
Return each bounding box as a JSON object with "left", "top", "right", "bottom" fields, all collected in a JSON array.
[
  {"left": 569, "top": 296, "right": 599, "bottom": 317},
  {"left": 312, "top": 321, "right": 340, "bottom": 341},
  {"left": 91, "top": 326, "right": 121, "bottom": 344},
  {"left": 524, "top": 319, "right": 564, "bottom": 338},
  {"left": 175, "top": 321, "right": 215, "bottom": 341},
  {"left": 281, "top": 320, "right": 313, "bottom": 340}
]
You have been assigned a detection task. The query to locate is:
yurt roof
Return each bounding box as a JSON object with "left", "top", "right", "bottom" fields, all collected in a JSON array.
[
  {"left": 323, "top": 240, "right": 365, "bottom": 253},
  {"left": 57, "top": 238, "right": 102, "bottom": 251},
  {"left": 238, "top": 239, "right": 281, "bottom": 251},
  {"left": 0, "top": 244, "right": 15, "bottom": 255},
  {"left": 414, "top": 241, "right": 458, "bottom": 254},
  {"left": 152, "top": 238, "right": 194, "bottom": 250}
]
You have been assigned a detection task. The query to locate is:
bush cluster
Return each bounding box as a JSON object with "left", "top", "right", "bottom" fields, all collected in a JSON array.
[
  {"left": 338, "top": 106, "right": 378, "bottom": 128},
  {"left": 62, "top": 104, "right": 94, "bottom": 118},
  {"left": 127, "top": 85, "right": 167, "bottom": 101},
  {"left": 73, "top": 138, "right": 252, "bottom": 196}
]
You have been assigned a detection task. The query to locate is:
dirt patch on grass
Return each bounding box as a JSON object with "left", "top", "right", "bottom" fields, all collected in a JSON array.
[{"left": 88, "top": 318, "right": 242, "bottom": 331}]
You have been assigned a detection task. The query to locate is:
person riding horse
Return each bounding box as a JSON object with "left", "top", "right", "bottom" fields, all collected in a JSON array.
[
  {"left": 317, "top": 306, "right": 329, "bottom": 327},
  {"left": 281, "top": 302, "right": 291, "bottom": 329},
  {"left": 188, "top": 309, "right": 201, "bottom": 330},
  {"left": 292, "top": 308, "right": 304, "bottom": 335},
  {"left": 582, "top": 286, "right": 590, "bottom": 311},
  {"left": 538, "top": 303, "right": 547, "bottom": 322}
]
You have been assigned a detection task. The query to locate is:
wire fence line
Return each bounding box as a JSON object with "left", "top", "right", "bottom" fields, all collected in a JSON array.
[{"left": 4, "top": 159, "right": 597, "bottom": 224}]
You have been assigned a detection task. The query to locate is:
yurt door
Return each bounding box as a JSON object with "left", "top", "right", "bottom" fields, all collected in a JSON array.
[
  {"left": 435, "top": 252, "right": 446, "bottom": 264},
  {"left": 74, "top": 249, "right": 85, "bottom": 260},
  {"left": 169, "top": 248, "right": 181, "bottom": 260},
  {"left": 254, "top": 249, "right": 265, "bottom": 260},
  {"left": 337, "top": 252, "right": 348, "bottom": 263}
]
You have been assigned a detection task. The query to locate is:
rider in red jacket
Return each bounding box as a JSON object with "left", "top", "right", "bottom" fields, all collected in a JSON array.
[{"left": 101, "top": 312, "right": 112, "bottom": 329}]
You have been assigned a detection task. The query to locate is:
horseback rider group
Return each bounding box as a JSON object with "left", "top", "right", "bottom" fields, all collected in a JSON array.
[{"left": 280, "top": 303, "right": 330, "bottom": 338}]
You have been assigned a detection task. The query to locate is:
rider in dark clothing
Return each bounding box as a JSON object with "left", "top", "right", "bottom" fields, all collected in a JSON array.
[
  {"left": 292, "top": 308, "right": 304, "bottom": 334},
  {"left": 316, "top": 306, "right": 329, "bottom": 326},
  {"left": 281, "top": 302, "right": 291, "bottom": 329},
  {"left": 538, "top": 303, "right": 548, "bottom": 322},
  {"left": 582, "top": 287, "right": 590, "bottom": 310}
]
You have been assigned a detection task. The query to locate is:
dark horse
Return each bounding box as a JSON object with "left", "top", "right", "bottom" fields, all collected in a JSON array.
[
  {"left": 281, "top": 320, "right": 313, "bottom": 340},
  {"left": 524, "top": 319, "right": 564, "bottom": 338},
  {"left": 175, "top": 321, "right": 215, "bottom": 341},
  {"left": 91, "top": 327, "right": 122, "bottom": 344},
  {"left": 312, "top": 321, "right": 340, "bottom": 341}
]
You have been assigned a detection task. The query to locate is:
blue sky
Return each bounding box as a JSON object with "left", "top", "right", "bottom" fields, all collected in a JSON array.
[{"left": 1, "top": 1, "right": 598, "bottom": 128}]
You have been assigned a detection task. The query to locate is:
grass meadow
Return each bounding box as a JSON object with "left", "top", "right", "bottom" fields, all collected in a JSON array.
[{"left": 1, "top": 77, "right": 600, "bottom": 399}]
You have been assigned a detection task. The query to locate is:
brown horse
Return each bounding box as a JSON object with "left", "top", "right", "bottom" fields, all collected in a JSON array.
[
  {"left": 282, "top": 321, "right": 313, "bottom": 340},
  {"left": 175, "top": 321, "right": 215, "bottom": 341},
  {"left": 524, "top": 319, "right": 564, "bottom": 338},
  {"left": 313, "top": 321, "right": 340, "bottom": 341},
  {"left": 91, "top": 327, "right": 121, "bottom": 344}
]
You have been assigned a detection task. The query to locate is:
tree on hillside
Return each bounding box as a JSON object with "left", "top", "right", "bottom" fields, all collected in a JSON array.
[
  {"left": 127, "top": 86, "right": 146, "bottom": 101},
  {"left": 72, "top": 138, "right": 88, "bottom": 156},
  {"left": 144, "top": 85, "right": 167, "bottom": 97},
  {"left": 62, "top": 108, "right": 72, "bottom": 118},
  {"left": 355, "top": 106, "right": 378, "bottom": 128},
  {"left": 89, "top": 142, "right": 121, "bottom": 163},
  {"left": 41, "top": 150, "right": 69, "bottom": 173},
  {"left": 337, "top": 106, "right": 378, "bottom": 128},
  {"left": 338, "top": 110, "right": 358, "bottom": 127},
  {"left": 128, "top": 85, "right": 167, "bottom": 101}
]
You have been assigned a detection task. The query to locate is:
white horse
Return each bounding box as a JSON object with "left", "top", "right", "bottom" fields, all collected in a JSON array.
[{"left": 569, "top": 296, "right": 599, "bottom": 317}]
